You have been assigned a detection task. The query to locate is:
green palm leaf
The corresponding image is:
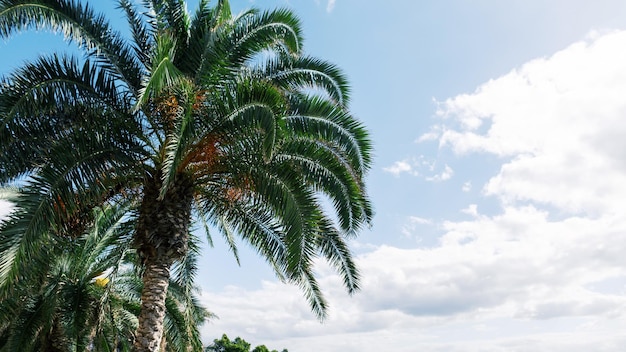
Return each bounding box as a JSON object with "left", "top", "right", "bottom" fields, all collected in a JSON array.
[{"left": 0, "top": 0, "right": 143, "bottom": 92}]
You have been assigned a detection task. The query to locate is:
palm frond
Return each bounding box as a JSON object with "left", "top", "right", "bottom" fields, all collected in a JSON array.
[
  {"left": 135, "top": 32, "right": 184, "bottom": 110},
  {"left": 217, "top": 203, "right": 287, "bottom": 281},
  {"left": 0, "top": 0, "right": 143, "bottom": 93},
  {"left": 0, "top": 189, "right": 56, "bottom": 295},
  {"left": 213, "top": 79, "right": 286, "bottom": 162},
  {"left": 0, "top": 54, "right": 138, "bottom": 183},
  {"left": 118, "top": 0, "right": 154, "bottom": 69},
  {"left": 275, "top": 137, "right": 372, "bottom": 233},
  {"left": 316, "top": 217, "right": 360, "bottom": 294},
  {"left": 214, "top": 0, "right": 231, "bottom": 26},
  {"left": 194, "top": 7, "right": 301, "bottom": 83},
  {"left": 247, "top": 166, "right": 323, "bottom": 281},
  {"left": 263, "top": 56, "right": 351, "bottom": 106},
  {"left": 216, "top": 214, "right": 241, "bottom": 265},
  {"left": 274, "top": 147, "right": 354, "bottom": 232},
  {"left": 297, "top": 269, "right": 327, "bottom": 321},
  {"left": 8, "top": 294, "right": 60, "bottom": 351},
  {"left": 160, "top": 81, "right": 198, "bottom": 198},
  {"left": 147, "top": 0, "right": 191, "bottom": 71},
  {"left": 227, "top": 8, "right": 302, "bottom": 65}
]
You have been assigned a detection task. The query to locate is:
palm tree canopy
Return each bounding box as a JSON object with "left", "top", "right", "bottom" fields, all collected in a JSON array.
[{"left": 0, "top": 0, "right": 372, "bottom": 349}]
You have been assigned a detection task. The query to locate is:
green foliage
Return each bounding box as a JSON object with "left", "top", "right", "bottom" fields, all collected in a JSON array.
[
  {"left": 0, "top": 0, "right": 372, "bottom": 349},
  {"left": 205, "top": 334, "right": 287, "bottom": 352},
  {"left": 0, "top": 203, "right": 210, "bottom": 351}
]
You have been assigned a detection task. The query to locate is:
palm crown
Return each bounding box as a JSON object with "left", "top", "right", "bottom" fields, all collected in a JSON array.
[{"left": 0, "top": 0, "right": 373, "bottom": 350}]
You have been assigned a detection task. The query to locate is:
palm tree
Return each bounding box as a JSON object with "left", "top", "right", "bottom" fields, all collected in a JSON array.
[
  {"left": 0, "top": 0, "right": 372, "bottom": 351},
  {"left": 0, "top": 198, "right": 210, "bottom": 351},
  {"left": 0, "top": 202, "right": 137, "bottom": 351}
]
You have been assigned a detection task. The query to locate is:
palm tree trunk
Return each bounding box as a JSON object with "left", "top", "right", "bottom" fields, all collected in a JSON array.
[
  {"left": 133, "top": 172, "right": 194, "bottom": 352},
  {"left": 133, "top": 255, "right": 172, "bottom": 352},
  {"left": 43, "top": 318, "right": 68, "bottom": 352}
]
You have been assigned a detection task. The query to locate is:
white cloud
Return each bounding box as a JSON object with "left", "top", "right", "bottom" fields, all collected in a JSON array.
[
  {"left": 200, "top": 206, "right": 626, "bottom": 351},
  {"left": 432, "top": 29, "right": 626, "bottom": 215},
  {"left": 408, "top": 216, "right": 432, "bottom": 225},
  {"left": 326, "top": 0, "right": 336, "bottom": 13},
  {"left": 200, "top": 30, "right": 626, "bottom": 351},
  {"left": 384, "top": 158, "right": 455, "bottom": 181},
  {"left": 310, "top": 0, "right": 336, "bottom": 13},
  {"left": 401, "top": 216, "right": 433, "bottom": 237},
  {"left": 426, "top": 164, "right": 454, "bottom": 182},
  {"left": 461, "top": 203, "right": 478, "bottom": 216},
  {"left": 382, "top": 160, "right": 413, "bottom": 176},
  {"left": 416, "top": 129, "right": 441, "bottom": 143}
]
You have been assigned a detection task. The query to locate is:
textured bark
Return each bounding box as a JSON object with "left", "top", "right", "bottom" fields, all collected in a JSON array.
[
  {"left": 159, "top": 331, "right": 167, "bottom": 351},
  {"left": 133, "top": 255, "right": 172, "bottom": 352},
  {"left": 42, "top": 318, "right": 68, "bottom": 352},
  {"left": 135, "top": 172, "right": 194, "bottom": 262},
  {"left": 133, "top": 172, "right": 194, "bottom": 352}
]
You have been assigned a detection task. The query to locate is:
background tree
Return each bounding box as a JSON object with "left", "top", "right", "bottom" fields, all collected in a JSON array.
[
  {"left": 204, "top": 334, "right": 287, "bottom": 352},
  {"left": 0, "top": 197, "right": 210, "bottom": 352},
  {"left": 0, "top": 200, "right": 135, "bottom": 352},
  {"left": 0, "top": 0, "right": 372, "bottom": 351}
]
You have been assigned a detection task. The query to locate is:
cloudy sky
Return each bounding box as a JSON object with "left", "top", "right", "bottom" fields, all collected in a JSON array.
[{"left": 3, "top": 0, "right": 626, "bottom": 351}]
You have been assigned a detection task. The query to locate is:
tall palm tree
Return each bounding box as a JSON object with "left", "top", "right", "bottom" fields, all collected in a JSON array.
[
  {"left": 0, "top": 0, "right": 372, "bottom": 351},
  {"left": 0, "top": 197, "right": 210, "bottom": 352}
]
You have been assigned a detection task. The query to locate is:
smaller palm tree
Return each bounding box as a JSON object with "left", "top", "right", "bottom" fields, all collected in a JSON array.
[{"left": 0, "top": 195, "right": 210, "bottom": 352}]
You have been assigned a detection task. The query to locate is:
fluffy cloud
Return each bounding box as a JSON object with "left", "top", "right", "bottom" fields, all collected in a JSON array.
[
  {"left": 362, "top": 208, "right": 626, "bottom": 322},
  {"left": 201, "top": 29, "right": 626, "bottom": 351},
  {"left": 201, "top": 207, "right": 626, "bottom": 350},
  {"left": 432, "top": 26, "right": 626, "bottom": 317},
  {"left": 429, "top": 29, "right": 626, "bottom": 215},
  {"left": 426, "top": 164, "right": 454, "bottom": 182},
  {"left": 383, "top": 157, "right": 453, "bottom": 181},
  {"left": 382, "top": 160, "right": 413, "bottom": 176},
  {"left": 326, "top": 0, "right": 336, "bottom": 13},
  {"left": 401, "top": 216, "right": 433, "bottom": 237},
  {"left": 313, "top": 0, "right": 336, "bottom": 13}
]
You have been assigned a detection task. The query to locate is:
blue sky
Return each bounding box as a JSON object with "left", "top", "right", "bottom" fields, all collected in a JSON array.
[{"left": 3, "top": 0, "right": 626, "bottom": 351}]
